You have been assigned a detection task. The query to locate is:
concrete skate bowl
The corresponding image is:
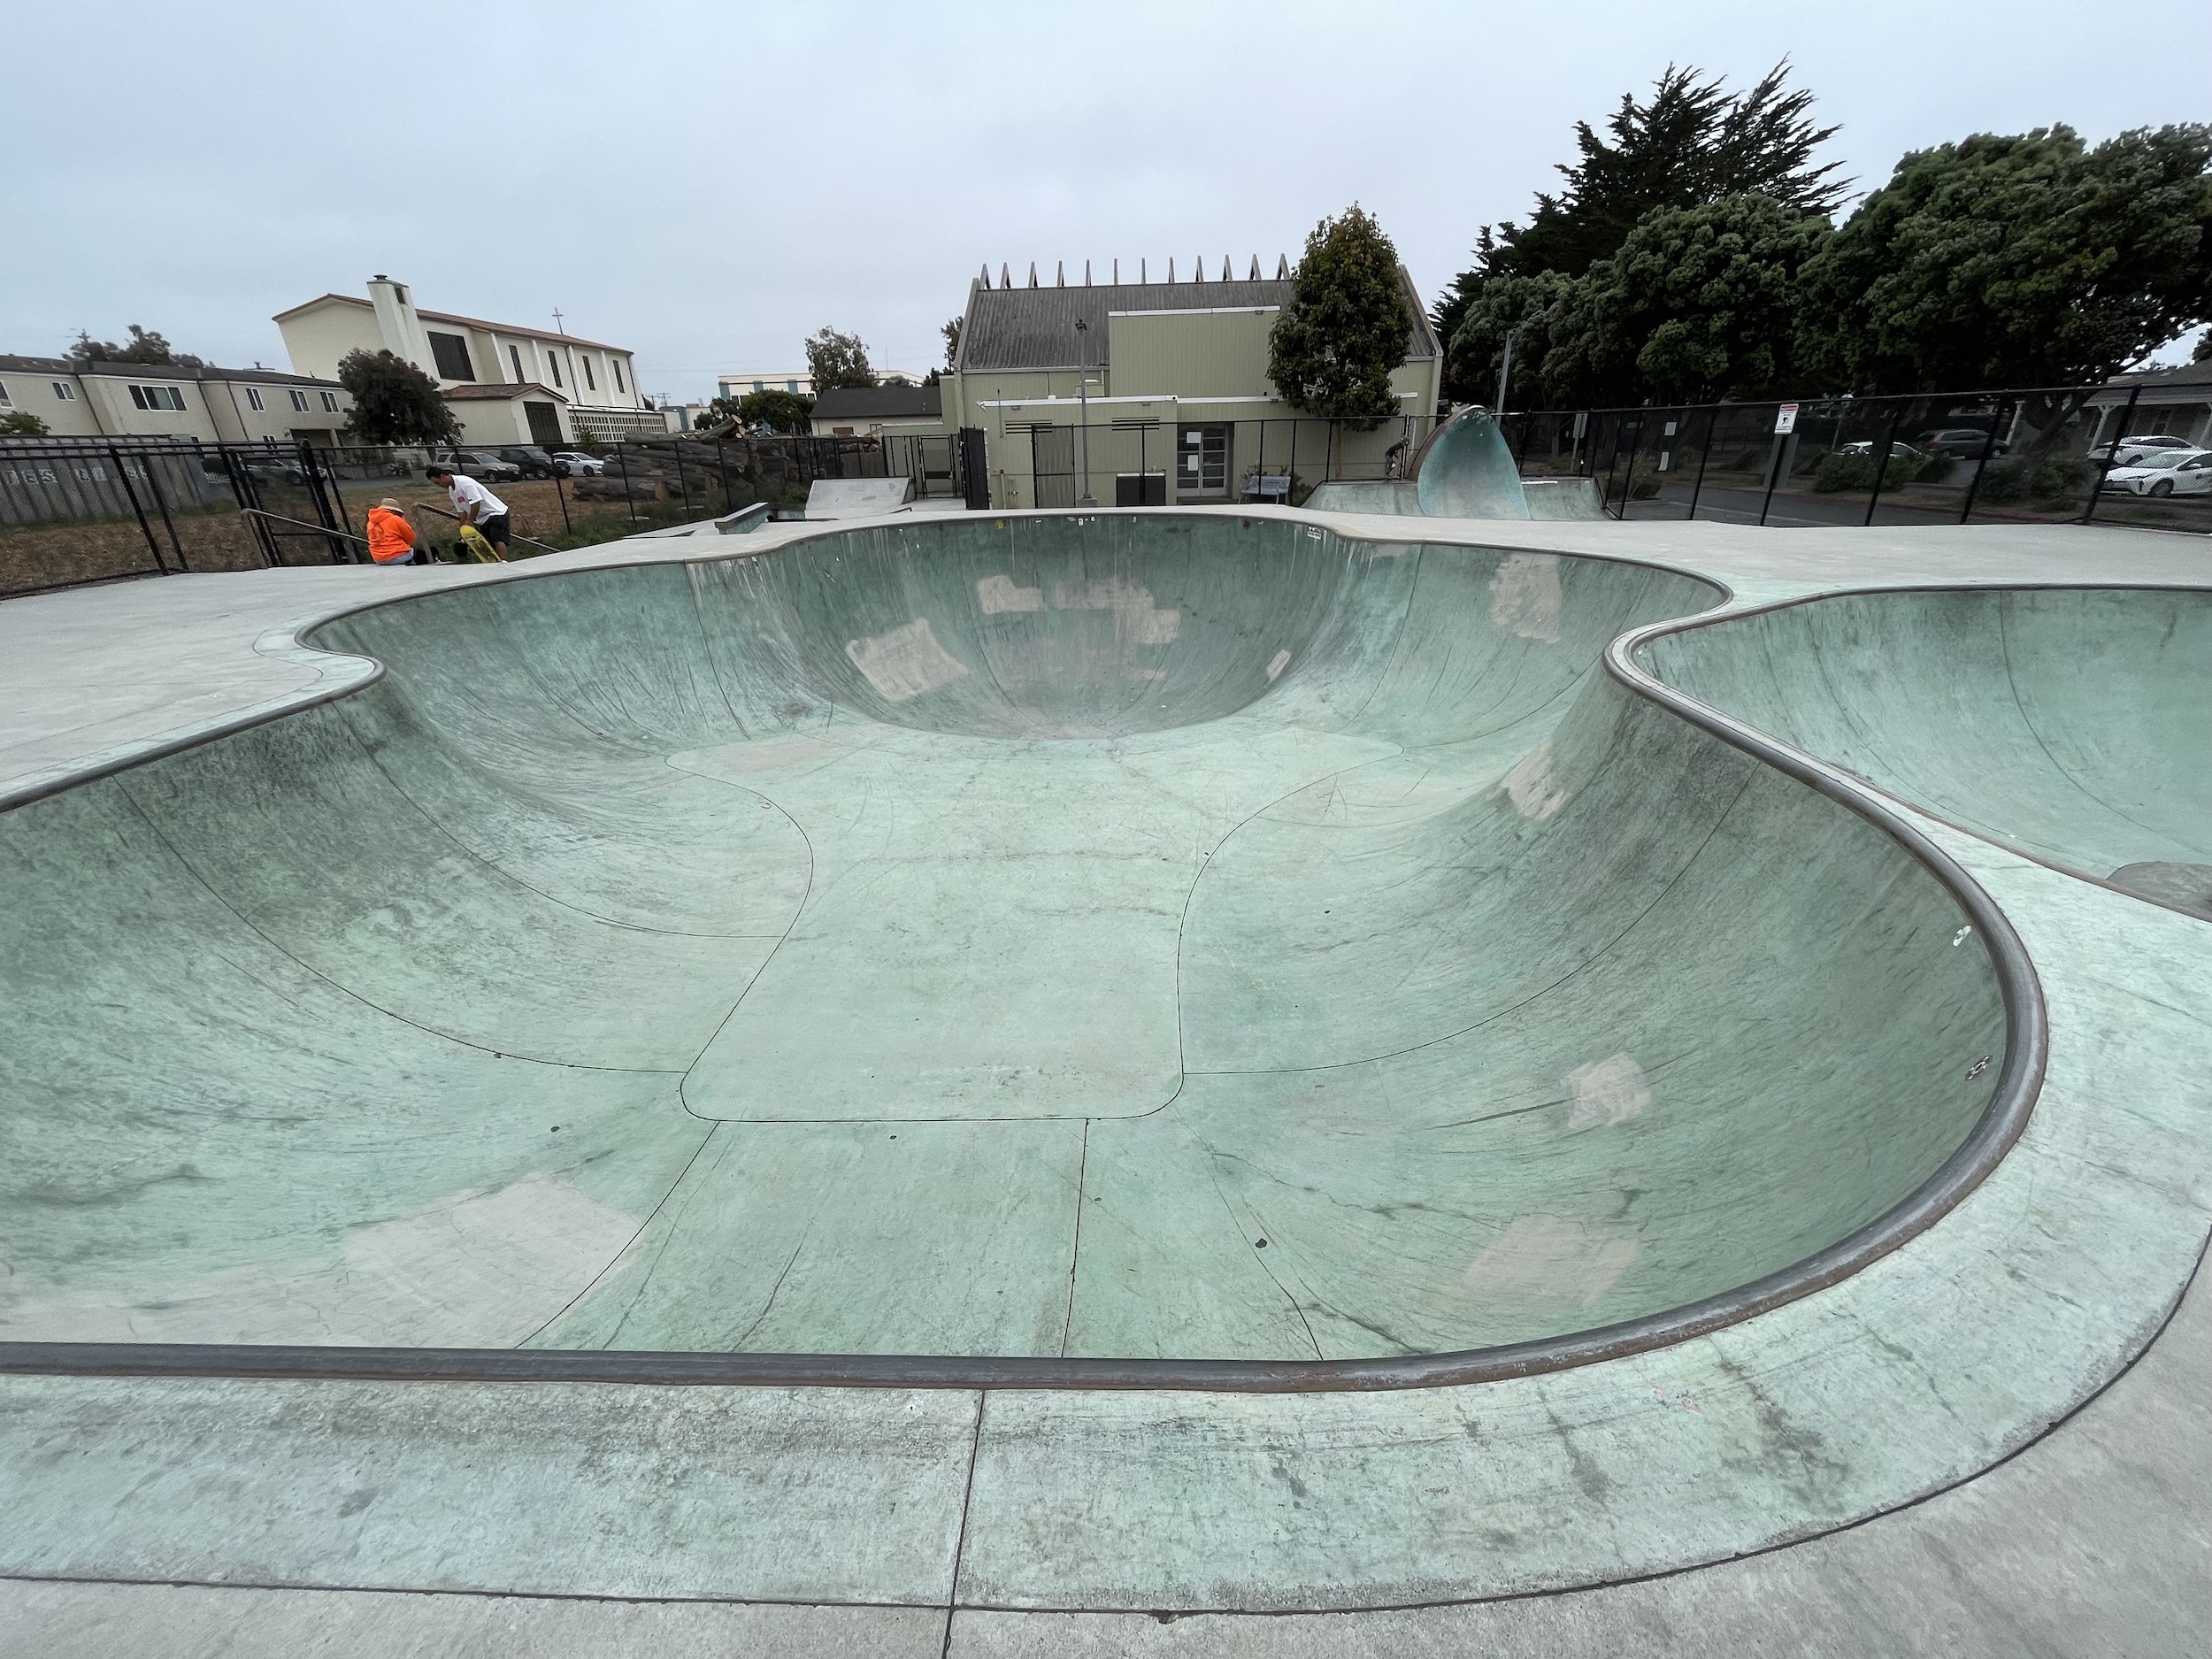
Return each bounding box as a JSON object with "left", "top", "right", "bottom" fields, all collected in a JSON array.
[
  {"left": 0, "top": 515, "right": 2035, "bottom": 1386},
  {"left": 1643, "top": 586, "right": 2212, "bottom": 921}
]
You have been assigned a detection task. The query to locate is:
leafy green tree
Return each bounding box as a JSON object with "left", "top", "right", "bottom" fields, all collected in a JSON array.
[
  {"left": 941, "top": 316, "right": 963, "bottom": 370},
  {"left": 0, "top": 410, "right": 49, "bottom": 435},
  {"left": 736, "top": 388, "right": 815, "bottom": 434},
  {"left": 68, "top": 324, "right": 204, "bottom": 367},
  {"left": 1432, "top": 62, "right": 1842, "bottom": 398},
  {"left": 1445, "top": 271, "right": 1572, "bottom": 411},
  {"left": 1540, "top": 194, "right": 1831, "bottom": 405},
  {"left": 1267, "top": 205, "right": 1412, "bottom": 426},
  {"left": 2195, "top": 330, "right": 2212, "bottom": 364},
  {"left": 805, "top": 327, "right": 875, "bottom": 391},
  {"left": 1800, "top": 124, "right": 2212, "bottom": 444},
  {"left": 336, "top": 348, "right": 458, "bottom": 445}
]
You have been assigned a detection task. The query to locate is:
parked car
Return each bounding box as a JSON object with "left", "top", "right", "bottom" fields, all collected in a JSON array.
[
  {"left": 1917, "top": 428, "right": 2009, "bottom": 457},
  {"left": 242, "top": 459, "right": 309, "bottom": 487},
  {"left": 2100, "top": 449, "right": 2212, "bottom": 496},
  {"left": 2088, "top": 433, "right": 2199, "bottom": 467},
  {"left": 494, "top": 446, "right": 559, "bottom": 479},
  {"left": 450, "top": 449, "right": 523, "bottom": 483},
  {"left": 1835, "top": 441, "right": 1928, "bottom": 462},
  {"left": 550, "top": 450, "right": 605, "bottom": 477}
]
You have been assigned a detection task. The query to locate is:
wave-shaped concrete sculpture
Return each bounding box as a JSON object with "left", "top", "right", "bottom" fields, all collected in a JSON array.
[
  {"left": 0, "top": 516, "right": 2015, "bottom": 1370},
  {"left": 1305, "top": 406, "right": 1604, "bottom": 519}
]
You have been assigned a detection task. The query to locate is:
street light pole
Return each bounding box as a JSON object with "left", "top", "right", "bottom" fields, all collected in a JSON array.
[{"left": 1075, "top": 317, "right": 1095, "bottom": 506}]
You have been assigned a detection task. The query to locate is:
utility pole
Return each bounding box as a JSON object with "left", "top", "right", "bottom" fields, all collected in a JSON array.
[{"left": 1494, "top": 327, "right": 1516, "bottom": 413}]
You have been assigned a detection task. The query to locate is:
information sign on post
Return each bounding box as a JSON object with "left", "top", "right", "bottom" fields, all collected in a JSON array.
[{"left": 1773, "top": 403, "right": 1800, "bottom": 435}]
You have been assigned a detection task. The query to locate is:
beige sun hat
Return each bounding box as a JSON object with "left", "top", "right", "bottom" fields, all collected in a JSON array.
[{"left": 378, "top": 497, "right": 405, "bottom": 511}]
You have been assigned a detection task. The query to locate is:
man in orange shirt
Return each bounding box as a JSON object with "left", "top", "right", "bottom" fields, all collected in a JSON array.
[{"left": 365, "top": 497, "right": 422, "bottom": 565}]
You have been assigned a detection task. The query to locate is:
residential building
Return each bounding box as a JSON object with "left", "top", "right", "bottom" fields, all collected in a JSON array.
[
  {"left": 810, "top": 382, "right": 943, "bottom": 437},
  {"left": 274, "top": 276, "right": 657, "bottom": 444},
  {"left": 938, "top": 256, "right": 1443, "bottom": 507},
  {"left": 2077, "top": 363, "right": 2212, "bottom": 451},
  {"left": 0, "top": 355, "right": 353, "bottom": 444},
  {"left": 718, "top": 370, "right": 814, "bottom": 401},
  {"left": 716, "top": 369, "right": 921, "bottom": 403}
]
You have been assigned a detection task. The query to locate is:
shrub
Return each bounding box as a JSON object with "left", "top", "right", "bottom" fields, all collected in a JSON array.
[
  {"left": 1974, "top": 454, "right": 2093, "bottom": 504},
  {"left": 1813, "top": 450, "right": 1882, "bottom": 492}
]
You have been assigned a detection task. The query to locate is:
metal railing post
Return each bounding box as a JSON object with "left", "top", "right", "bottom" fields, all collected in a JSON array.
[
  {"left": 1757, "top": 406, "right": 1786, "bottom": 526},
  {"left": 302, "top": 443, "right": 353, "bottom": 562},
  {"left": 2080, "top": 383, "right": 2141, "bottom": 525},
  {"left": 1863, "top": 399, "right": 1906, "bottom": 526},
  {"left": 1614, "top": 412, "right": 1641, "bottom": 519},
  {"left": 1685, "top": 405, "right": 1716, "bottom": 522},
  {"left": 108, "top": 444, "right": 166, "bottom": 575},
  {"left": 138, "top": 447, "right": 191, "bottom": 571},
  {"left": 620, "top": 442, "right": 637, "bottom": 524},
  {"left": 1957, "top": 400, "right": 2008, "bottom": 524}
]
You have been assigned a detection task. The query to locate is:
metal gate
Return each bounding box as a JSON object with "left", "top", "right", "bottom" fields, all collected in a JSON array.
[{"left": 1028, "top": 425, "right": 1076, "bottom": 509}]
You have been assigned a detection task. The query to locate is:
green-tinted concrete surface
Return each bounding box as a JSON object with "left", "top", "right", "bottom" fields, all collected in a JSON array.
[
  {"left": 1644, "top": 586, "right": 2212, "bottom": 914},
  {"left": 0, "top": 509, "right": 2207, "bottom": 1645},
  {"left": 0, "top": 517, "right": 2016, "bottom": 1361}
]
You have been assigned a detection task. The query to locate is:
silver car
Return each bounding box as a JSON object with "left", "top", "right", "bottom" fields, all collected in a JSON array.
[{"left": 2090, "top": 433, "right": 2199, "bottom": 467}]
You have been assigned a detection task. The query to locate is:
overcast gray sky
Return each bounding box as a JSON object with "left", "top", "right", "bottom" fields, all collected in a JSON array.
[{"left": 10, "top": 0, "right": 2207, "bottom": 400}]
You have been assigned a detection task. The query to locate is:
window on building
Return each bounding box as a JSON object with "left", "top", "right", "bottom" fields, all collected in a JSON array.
[
  {"left": 427, "top": 331, "right": 476, "bottom": 381},
  {"left": 786, "top": 380, "right": 799, "bottom": 393},
  {"left": 612, "top": 358, "right": 626, "bottom": 394},
  {"left": 288, "top": 388, "right": 311, "bottom": 411},
  {"left": 510, "top": 345, "right": 526, "bottom": 382},
  {"left": 548, "top": 353, "right": 563, "bottom": 388},
  {"left": 753, "top": 380, "right": 765, "bottom": 393},
  {"left": 246, "top": 387, "right": 265, "bottom": 411},
  {"left": 320, "top": 391, "right": 341, "bottom": 412},
  {"left": 53, "top": 381, "right": 78, "bottom": 402},
  {"left": 581, "top": 356, "right": 596, "bottom": 392},
  {"left": 0, "top": 381, "right": 11, "bottom": 406},
  {"left": 127, "top": 385, "right": 188, "bottom": 411}
]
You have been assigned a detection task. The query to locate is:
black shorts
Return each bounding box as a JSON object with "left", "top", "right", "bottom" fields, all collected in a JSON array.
[{"left": 480, "top": 513, "right": 511, "bottom": 544}]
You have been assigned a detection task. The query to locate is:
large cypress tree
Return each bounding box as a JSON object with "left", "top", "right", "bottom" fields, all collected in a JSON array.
[{"left": 1433, "top": 63, "right": 1844, "bottom": 400}]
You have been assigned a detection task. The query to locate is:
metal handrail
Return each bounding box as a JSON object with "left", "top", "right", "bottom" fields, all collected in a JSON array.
[
  {"left": 240, "top": 506, "right": 371, "bottom": 548},
  {"left": 411, "top": 501, "right": 565, "bottom": 555}
]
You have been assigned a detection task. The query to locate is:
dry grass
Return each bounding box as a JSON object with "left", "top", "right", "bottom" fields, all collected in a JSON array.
[{"left": 0, "top": 511, "right": 266, "bottom": 595}]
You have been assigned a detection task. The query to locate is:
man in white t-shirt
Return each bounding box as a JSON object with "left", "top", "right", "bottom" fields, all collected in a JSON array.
[{"left": 425, "top": 463, "right": 511, "bottom": 559}]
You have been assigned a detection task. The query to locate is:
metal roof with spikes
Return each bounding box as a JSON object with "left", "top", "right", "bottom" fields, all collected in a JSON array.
[{"left": 956, "top": 262, "right": 1438, "bottom": 373}]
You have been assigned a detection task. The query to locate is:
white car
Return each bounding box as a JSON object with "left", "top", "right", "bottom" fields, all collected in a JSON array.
[
  {"left": 2101, "top": 449, "right": 2212, "bottom": 496},
  {"left": 2090, "top": 433, "right": 2198, "bottom": 467},
  {"left": 551, "top": 451, "right": 605, "bottom": 478}
]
